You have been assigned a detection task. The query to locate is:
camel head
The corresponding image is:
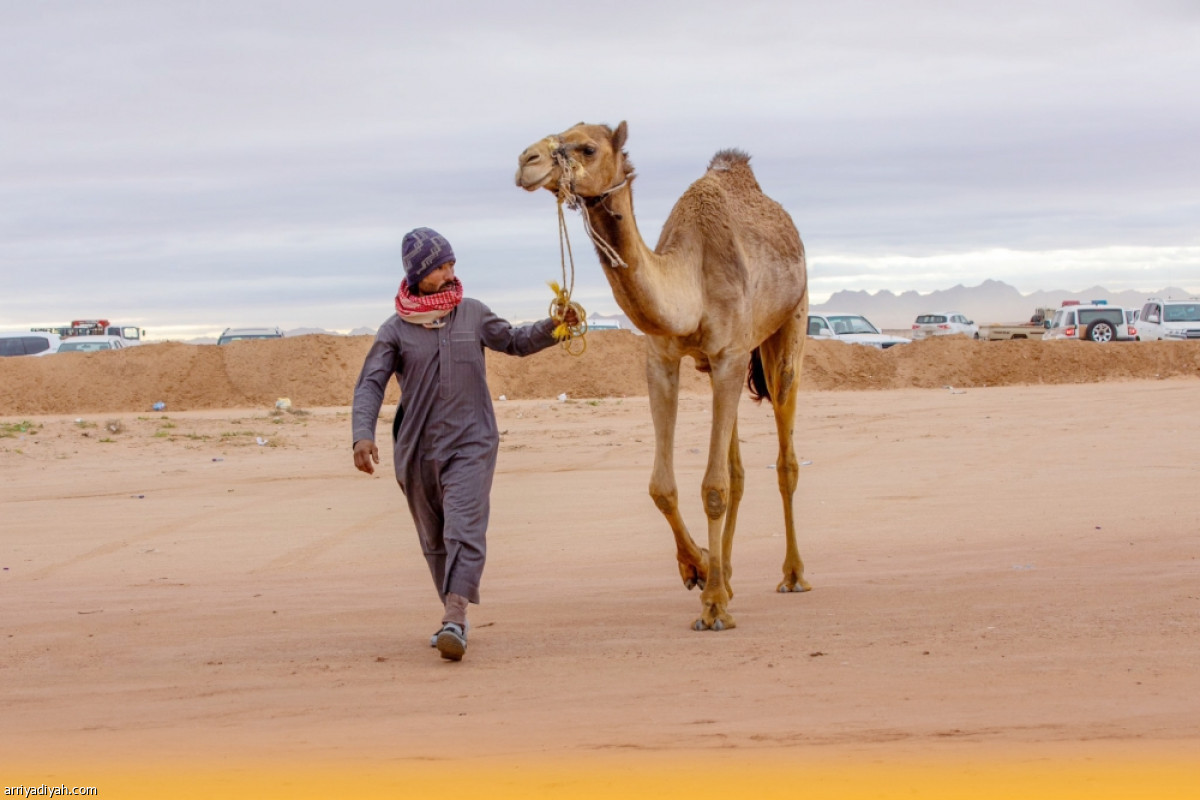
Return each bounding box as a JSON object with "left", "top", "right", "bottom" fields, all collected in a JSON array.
[{"left": 515, "top": 121, "right": 632, "bottom": 199}]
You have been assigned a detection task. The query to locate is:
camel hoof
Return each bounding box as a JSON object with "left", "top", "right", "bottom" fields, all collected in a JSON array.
[
  {"left": 679, "top": 560, "right": 706, "bottom": 592},
  {"left": 691, "top": 616, "right": 734, "bottom": 631},
  {"left": 777, "top": 583, "right": 812, "bottom": 593}
]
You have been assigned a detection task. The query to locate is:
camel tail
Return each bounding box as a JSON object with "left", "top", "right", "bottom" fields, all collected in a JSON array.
[{"left": 747, "top": 348, "right": 771, "bottom": 405}]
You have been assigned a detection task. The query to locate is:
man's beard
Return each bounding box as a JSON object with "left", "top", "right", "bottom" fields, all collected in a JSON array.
[{"left": 418, "top": 279, "right": 455, "bottom": 296}]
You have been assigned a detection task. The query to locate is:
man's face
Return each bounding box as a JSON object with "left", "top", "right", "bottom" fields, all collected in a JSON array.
[{"left": 417, "top": 261, "right": 456, "bottom": 294}]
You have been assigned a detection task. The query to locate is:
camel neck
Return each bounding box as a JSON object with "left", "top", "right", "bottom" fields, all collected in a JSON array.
[{"left": 582, "top": 186, "right": 702, "bottom": 337}]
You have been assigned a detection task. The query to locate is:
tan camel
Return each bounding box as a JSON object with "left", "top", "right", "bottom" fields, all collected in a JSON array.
[{"left": 516, "top": 121, "right": 810, "bottom": 631}]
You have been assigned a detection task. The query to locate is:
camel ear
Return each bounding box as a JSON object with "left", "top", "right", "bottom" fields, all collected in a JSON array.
[{"left": 612, "top": 121, "right": 628, "bottom": 152}]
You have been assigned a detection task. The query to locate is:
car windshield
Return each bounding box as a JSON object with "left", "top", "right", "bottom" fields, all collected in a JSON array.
[
  {"left": 1164, "top": 304, "right": 1200, "bottom": 322},
  {"left": 828, "top": 315, "right": 880, "bottom": 335},
  {"left": 59, "top": 342, "right": 112, "bottom": 352},
  {"left": 916, "top": 315, "right": 947, "bottom": 324}
]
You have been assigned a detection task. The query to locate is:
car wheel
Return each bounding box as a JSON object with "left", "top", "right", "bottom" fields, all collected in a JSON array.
[{"left": 1086, "top": 320, "right": 1115, "bottom": 343}]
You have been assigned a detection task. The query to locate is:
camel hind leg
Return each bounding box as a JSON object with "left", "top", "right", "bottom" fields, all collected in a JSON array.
[
  {"left": 757, "top": 311, "right": 810, "bottom": 593},
  {"left": 718, "top": 418, "right": 744, "bottom": 598}
]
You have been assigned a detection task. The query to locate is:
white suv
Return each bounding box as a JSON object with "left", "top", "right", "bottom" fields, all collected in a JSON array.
[
  {"left": 911, "top": 312, "right": 980, "bottom": 340},
  {"left": 808, "top": 313, "right": 910, "bottom": 349},
  {"left": 1044, "top": 303, "right": 1135, "bottom": 343},
  {"left": 217, "top": 327, "right": 283, "bottom": 345},
  {"left": 1134, "top": 298, "right": 1200, "bottom": 341},
  {"left": 0, "top": 331, "right": 62, "bottom": 357}
]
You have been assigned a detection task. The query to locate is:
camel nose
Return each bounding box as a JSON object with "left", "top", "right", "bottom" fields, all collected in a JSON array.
[{"left": 519, "top": 147, "right": 541, "bottom": 167}]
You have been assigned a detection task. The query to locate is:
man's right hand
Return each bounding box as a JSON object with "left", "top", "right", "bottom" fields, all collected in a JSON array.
[{"left": 353, "top": 439, "right": 380, "bottom": 474}]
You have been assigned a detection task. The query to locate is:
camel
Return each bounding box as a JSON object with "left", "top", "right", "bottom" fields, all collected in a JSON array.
[{"left": 515, "top": 121, "right": 810, "bottom": 631}]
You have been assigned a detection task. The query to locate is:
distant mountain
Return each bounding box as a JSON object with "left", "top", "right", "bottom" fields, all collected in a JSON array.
[
  {"left": 284, "top": 326, "right": 345, "bottom": 337},
  {"left": 813, "top": 280, "right": 1193, "bottom": 329}
]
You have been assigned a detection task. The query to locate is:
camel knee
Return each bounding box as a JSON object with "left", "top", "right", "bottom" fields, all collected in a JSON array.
[
  {"left": 702, "top": 485, "right": 728, "bottom": 520},
  {"left": 650, "top": 484, "right": 678, "bottom": 515}
]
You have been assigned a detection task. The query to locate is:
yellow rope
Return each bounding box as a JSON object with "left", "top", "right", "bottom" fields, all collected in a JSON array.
[{"left": 550, "top": 192, "right": 589, "bottom": 356}]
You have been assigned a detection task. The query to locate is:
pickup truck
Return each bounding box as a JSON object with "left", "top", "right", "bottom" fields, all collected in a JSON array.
[
  {"left": 985, "top": 307, "right": 1055, "bottom": 341},
  {"left": 32, "top": 319, "right": 146, "bottom": 345}
]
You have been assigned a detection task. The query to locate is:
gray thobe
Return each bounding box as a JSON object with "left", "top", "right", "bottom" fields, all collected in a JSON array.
[{"left": 352, "top": 298, "right": 558, "bottom": 604}]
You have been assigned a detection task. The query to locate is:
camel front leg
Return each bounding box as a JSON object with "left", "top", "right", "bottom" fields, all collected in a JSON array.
[
  {"left": 693, "top": 355, "right": 747, "bottom": 631},
  {"left": 645, "top": 350, "right": 707, "bottom": 590}
]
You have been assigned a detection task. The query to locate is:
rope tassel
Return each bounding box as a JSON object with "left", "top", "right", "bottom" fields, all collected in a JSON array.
[{"left": 548, "top": 280, "right": 588, "bottom": 355}]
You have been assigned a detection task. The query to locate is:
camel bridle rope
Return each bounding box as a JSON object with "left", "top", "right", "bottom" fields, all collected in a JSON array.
[{"left": 545, "top": 146, "right": 631, "bottom": 356}]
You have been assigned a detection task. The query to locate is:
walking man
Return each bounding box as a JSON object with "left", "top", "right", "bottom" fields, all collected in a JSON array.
[{"left": 352, "top": 227, "right": 573, "bottom": 661}]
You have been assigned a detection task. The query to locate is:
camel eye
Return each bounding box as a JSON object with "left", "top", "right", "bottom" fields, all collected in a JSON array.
[{"left": 582, "top": 145, "right": 597, "bottom": 157}]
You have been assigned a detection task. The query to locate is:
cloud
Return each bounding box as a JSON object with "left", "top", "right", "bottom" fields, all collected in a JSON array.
[{"left": 2, "top": 1, "right": 1198, "bottom": 337}]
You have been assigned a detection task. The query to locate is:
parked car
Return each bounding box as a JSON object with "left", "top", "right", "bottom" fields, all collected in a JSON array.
[
  {"left": 56, "top": 335, "right": 127, "bottom": 353},
  {"left": 217, "top": 327, "right": 284, "bottom": 345},
  {"left": 808, "top": 314, "right": 910, "bottom": 349},
  {"left": 911, "top": 312, "right": 979, "bottom": 340},
  {"left": 1043, "top": 302, "right": 1135, "bottom": 343},
  {"left": 0, "top": 331, "right": 62, "bottom": 357},
  {"left": 1134, "top": 298, "right": 1200, "bottom": 341}
]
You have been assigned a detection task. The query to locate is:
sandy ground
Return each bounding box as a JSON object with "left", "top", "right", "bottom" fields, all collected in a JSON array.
[{"left": 4, "top": 372, "right": 1199, "bottom": 785}]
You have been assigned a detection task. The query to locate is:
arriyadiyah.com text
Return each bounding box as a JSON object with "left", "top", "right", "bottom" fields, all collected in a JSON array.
[{"left": 5, "top": 786, "right": 98, "bottom": 797}]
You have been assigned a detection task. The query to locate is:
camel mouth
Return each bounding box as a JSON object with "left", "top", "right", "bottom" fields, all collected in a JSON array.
[{"left": 515, "top": 166, "right": 555, "bottom": 192}]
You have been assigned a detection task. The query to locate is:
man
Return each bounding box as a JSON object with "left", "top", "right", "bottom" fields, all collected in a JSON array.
[{"left": 352, "top": 227, "right": 574, "bottom": 662}]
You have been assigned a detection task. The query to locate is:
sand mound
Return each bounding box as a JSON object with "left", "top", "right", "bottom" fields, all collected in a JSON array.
[{"left": 2, "top": 331, "right": 1198, "bottom": 415}]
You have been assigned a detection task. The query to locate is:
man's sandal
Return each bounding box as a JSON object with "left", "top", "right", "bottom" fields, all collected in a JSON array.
[
  {"left": 435, "top": 622, "right": 467, "bottom": 661},
  {"left": 430, "top": 620, "right": 469, "bottom": 648}
]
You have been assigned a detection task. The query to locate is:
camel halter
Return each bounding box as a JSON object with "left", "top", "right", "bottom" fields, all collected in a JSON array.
[
  {"left": 541, "top": 143, "right": 632, "bottom": 356},
  {"left": 550, "top": 143, "right": 630, "bottom": 270}
]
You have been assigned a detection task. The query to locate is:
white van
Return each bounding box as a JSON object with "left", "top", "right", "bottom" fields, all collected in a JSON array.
[
  {"left": 1134, "top": 298, "right": 1200, "bottom": 341},
  {"left": 0, "top": 331, "right": 62, "bottom": 357}
]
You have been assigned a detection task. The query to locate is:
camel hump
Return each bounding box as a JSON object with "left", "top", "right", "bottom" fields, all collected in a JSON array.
[{"left": 708, "top": 149, "right": 752, "bottom": 172}]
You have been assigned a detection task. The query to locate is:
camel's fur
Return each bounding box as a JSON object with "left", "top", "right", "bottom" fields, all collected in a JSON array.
[{"left": 516, "top": 122, "right": 810, "bottom": 630}]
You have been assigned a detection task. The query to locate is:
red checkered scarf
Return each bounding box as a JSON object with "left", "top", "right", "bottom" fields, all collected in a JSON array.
[{"left": 394, "top": 278, "right": 463, "bottom": 327}]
